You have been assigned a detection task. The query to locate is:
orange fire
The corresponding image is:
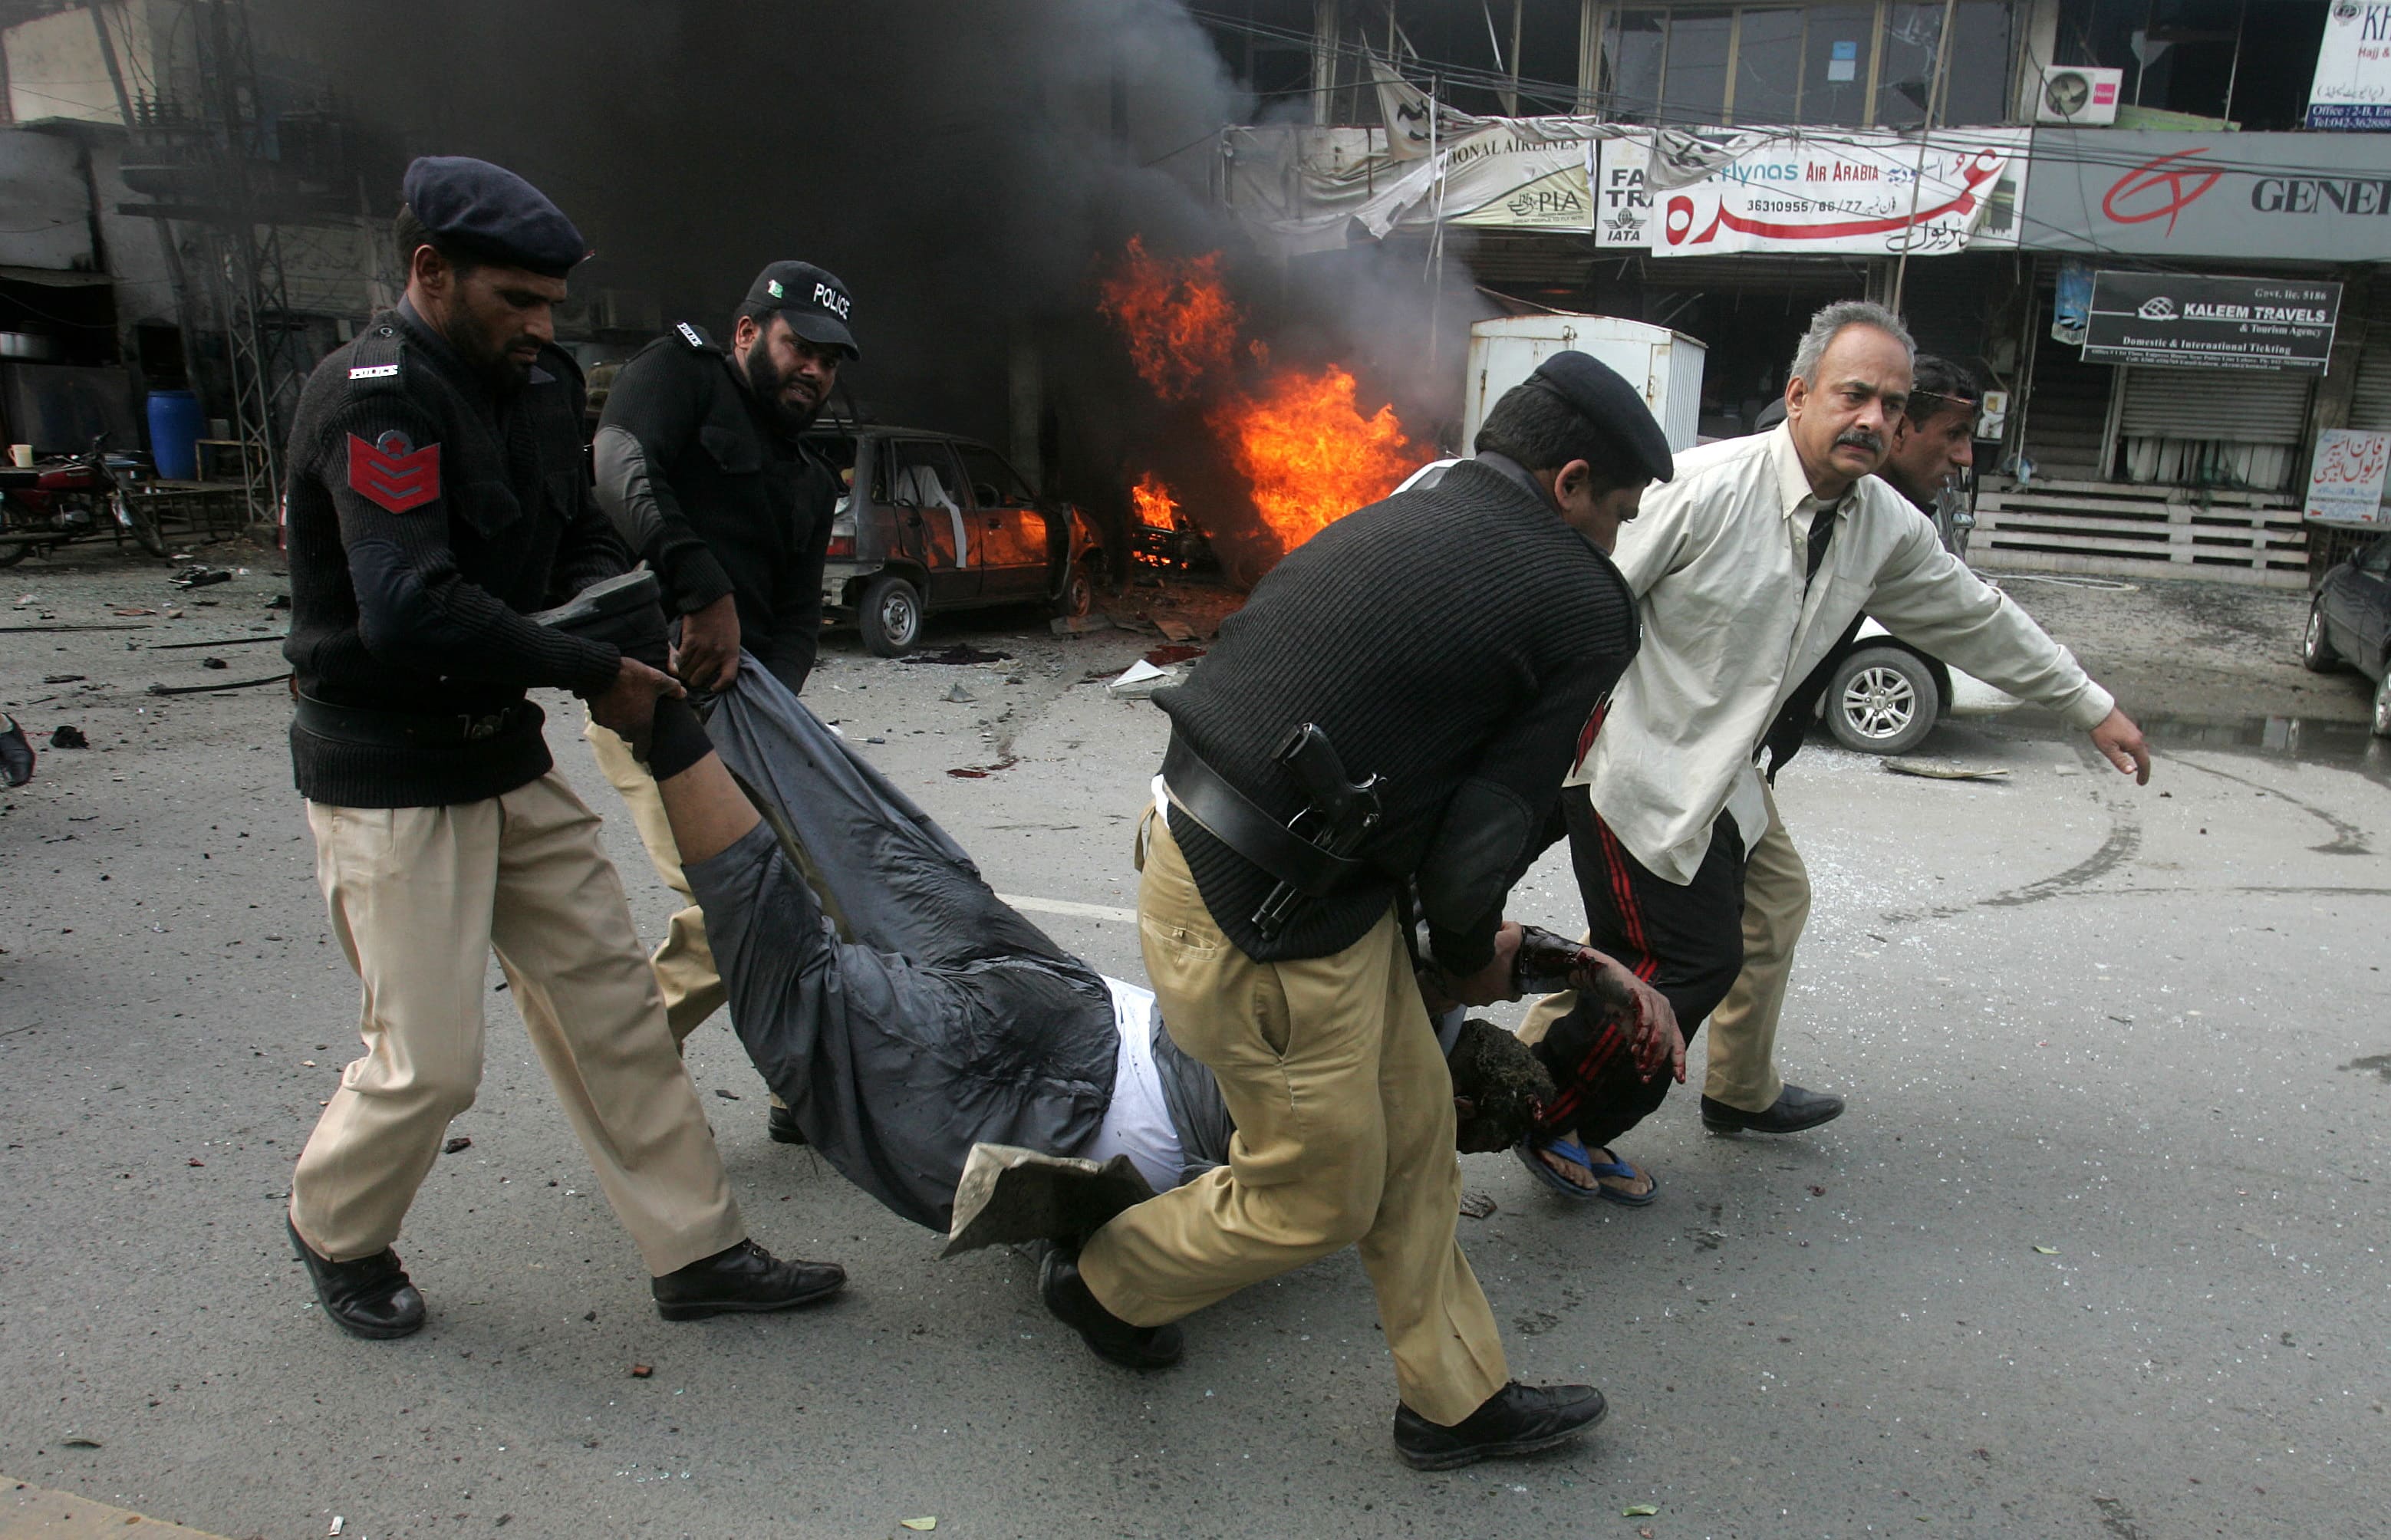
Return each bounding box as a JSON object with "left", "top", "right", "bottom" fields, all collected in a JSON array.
[
  {"left": 1098, "top": 236, "right": 1240, "bottom": 403},
  {"left": 1214, "top": 367, "right": 1421, "bottom": 554},
  {"left": 1129, "top": 470, "right": 1182, "bottom": 529},
  {"left": 1102, "top": 237, "right": 1427, "bottom": 565}
]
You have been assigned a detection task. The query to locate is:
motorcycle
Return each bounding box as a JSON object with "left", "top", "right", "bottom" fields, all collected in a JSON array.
[{"left": 0, "top": 435, "right": 166, "bottom": 567}]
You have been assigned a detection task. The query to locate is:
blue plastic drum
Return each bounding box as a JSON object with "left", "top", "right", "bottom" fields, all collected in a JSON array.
[{"left": 146, "top": 388, "right": 203, "bottom": 481}]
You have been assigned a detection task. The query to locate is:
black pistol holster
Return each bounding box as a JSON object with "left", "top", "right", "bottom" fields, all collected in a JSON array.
[{"left": 1161, "top": 725, "right": 1385, "bottom": 941}]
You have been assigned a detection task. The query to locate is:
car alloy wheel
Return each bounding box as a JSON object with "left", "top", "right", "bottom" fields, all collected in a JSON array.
[
  {"left": 1825, "top": 644, "right": 1940, "bottom": 755},
  {"left": 2301, "top": 602, "right": 2339, "bottom": 673},
  {"left": 1843, "top": 666, "right": 1916, "bottom": 739}
]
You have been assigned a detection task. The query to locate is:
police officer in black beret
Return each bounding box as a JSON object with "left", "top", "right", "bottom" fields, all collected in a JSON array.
[
  {"left": 582, "top": 263, "right": 856, "bottom": 1104},
  {"left": 1051, "top": 351, "right": 1678, "bottom": 1470},
  {"left": 279, "top": 156, "right": 845, "bottom": 1340}
]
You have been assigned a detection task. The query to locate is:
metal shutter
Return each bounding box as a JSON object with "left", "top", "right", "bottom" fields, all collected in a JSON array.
[
  {"left": 2347, "top": 288, "right": 2391, "bottom": 431},
  {"left": 2117, "top": 366, "right": 2313, "bottom": 445}
]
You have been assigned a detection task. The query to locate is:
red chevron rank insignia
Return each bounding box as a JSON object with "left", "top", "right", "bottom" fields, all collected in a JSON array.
[{"left": 347, "top": 429, "right": 440, "bottom": 512}]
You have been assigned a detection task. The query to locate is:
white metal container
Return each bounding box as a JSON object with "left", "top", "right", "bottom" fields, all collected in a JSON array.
[{"left": 1461, "top": 314, "right": 1707, "bottom": 456}]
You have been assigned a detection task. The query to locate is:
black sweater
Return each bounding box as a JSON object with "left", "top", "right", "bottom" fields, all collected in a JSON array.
[
  {"left": 1158, "top": 457, "right": 1639, "bottom": 969},
  {"left": 282, "top": 304, "right": 627, "bottom": 807},
  {"left": 593, "top": 327, "right": 838, "bottom": 695}
]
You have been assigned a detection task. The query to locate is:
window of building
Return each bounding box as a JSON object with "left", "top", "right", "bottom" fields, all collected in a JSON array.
[{"left": 1598, "top": 0, "right": 2018, "bottom": 127}]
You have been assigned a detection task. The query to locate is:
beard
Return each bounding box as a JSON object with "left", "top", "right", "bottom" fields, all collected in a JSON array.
[
  {"left": 443, "top": 311, "right": 533, "bottom": 390},
  {"left": 743, "top": 345, "right": 822, "bottom": 435}
]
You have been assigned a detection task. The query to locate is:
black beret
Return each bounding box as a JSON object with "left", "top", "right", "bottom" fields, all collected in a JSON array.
[
  {"left": 401, "top": 156, "right": 588, "bottom": 278},
  {"left": 1525, "top": 350, "right": 1674, "bottom": 485}
]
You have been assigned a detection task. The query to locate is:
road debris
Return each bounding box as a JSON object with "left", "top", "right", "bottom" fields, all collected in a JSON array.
[
  {"left": 1883, "top": 758, "right": 2010, "bottom": 782},
  {"left": 1050, "top": 614, "right": 1112, "bottom": 637},
  {"left": 1624, "top": 1504, "right": 1658, "bottom": 1516},
  {"left": 944, "top": 683, "right": 976, "bottom": 704},
  {"left": 41, "top": 673, "right": 84, "bottom": 683},
  {"left": 714, "top": 1088, "right": 741, "bottom": 1100},
  {"left": 61, "top": 1436, "right": 101, "bottom": 1448},
  {"left": 947, "top": 756, "right": 1019, "bottom": 779},
  {"left": 1142, "top": 644, "right": 1205, "bottom": 666},
  {"left": 1105, "top": 658, "right": 1187, "bottom": 699},
  {"left": 1459, "top": 1191, "right": 1497, "bottom": 1219},
  {"left": 907, "top": 643, "right": 1012, "bottom": 666},
  {"left": 443, "top": 1137, "right": 472, "bottom": 1154},
  {"left": 50, "top": 724, "right": 88, "bottom": 749},
  {"left": 900, "top": 1519, "right": 937, "bottom": 1531},
  {"left": 171, "top": 565, "right": 232, "bottom": 589},
  {"left": 630, "top": 1363, "right": 653, "bottom": 1378},
  {"left": 202, "top": 656, "right": 229, "bottom": 670},
  {"left": 328, "top": 1517, "right": 344, "bottom": 1536},
  {"left": 147, "top": 670, "right": 292, "bottom": 696}
]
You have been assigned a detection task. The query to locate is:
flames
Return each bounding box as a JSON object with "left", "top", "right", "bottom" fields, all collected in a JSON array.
[
  {"left": 1102, "top": 237, "right": 1426, "bottom": 566},
  {"left": 1098, "top": 237, "right": 1241, "bottom": 404}
]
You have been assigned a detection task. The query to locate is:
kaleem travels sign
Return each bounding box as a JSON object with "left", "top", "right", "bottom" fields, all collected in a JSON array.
[{"left": 2081, "top": 271, "right": 2342, "bottom": 372}]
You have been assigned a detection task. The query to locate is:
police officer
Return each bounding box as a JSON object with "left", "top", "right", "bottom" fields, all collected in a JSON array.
[
  {"left": 1050, "top": 354, "right": 1672, "bottom": 1470},
  {"left": 586, "top": 263, "right": 855, "bottom": 1117},
  {"left": 279, "top": 156, "right": 845, "bottom": 1339}
]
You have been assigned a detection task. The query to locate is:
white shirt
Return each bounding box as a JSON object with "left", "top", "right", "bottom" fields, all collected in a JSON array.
[
  {"left": 1084, "top": 977, "right": 1183, "bottom": 1193},
  {"left": 1573, "top": 425, "right": 2115, "bottom": 884}
]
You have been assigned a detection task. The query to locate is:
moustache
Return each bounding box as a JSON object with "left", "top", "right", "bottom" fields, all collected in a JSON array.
[{"left": 1834, "top": 429, "right": 1883, "bottom": 453}]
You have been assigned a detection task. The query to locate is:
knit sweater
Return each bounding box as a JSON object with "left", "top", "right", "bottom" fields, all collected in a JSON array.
[
  {"left": 282, "top": 304, "right": 627, "bottom": 808},
  {"left": 1158, "top": 457, "right": 1639, "bottom": 969}
]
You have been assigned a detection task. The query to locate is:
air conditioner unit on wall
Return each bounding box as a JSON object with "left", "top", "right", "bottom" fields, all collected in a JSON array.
[{"left": 2035, "top": 67, "right": 2123, "bottom": 125}]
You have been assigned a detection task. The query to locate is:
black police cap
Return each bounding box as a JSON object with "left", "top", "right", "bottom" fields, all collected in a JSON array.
[
  {"left": 1525, "top": 350, "right": 1674, "bottom": 485},
  {"left": 401, "top": 156, "right": 588, "bottom": 278},
  {"left": 743, "top": 261, "right": 859, "bottom": 360}
]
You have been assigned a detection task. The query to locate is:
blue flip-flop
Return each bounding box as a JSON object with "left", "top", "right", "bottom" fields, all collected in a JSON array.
[{"left": 1514, "top": 1137, "right": 1660, "bottom": 1207}]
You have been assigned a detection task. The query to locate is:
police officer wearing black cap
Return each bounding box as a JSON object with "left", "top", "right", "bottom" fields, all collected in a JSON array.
[
  {"left": 278, "top": 156, "right": 845, "bottom": 1341},
  {"left": 583, "top": 263, "right": 857, "bottom": 1094},
  {"left": 1050, "top": 352, "right": 1674, "bottom": 1471}
]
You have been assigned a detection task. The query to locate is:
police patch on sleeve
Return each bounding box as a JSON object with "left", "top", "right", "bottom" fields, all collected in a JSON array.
[{"left": 347, "top": 429, "right": 441, "bottom": 513}]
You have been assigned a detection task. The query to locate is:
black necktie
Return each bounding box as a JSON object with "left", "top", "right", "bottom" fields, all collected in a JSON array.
[{"left": 1806, "top": 502, "right": 1839, "bottom": 584}]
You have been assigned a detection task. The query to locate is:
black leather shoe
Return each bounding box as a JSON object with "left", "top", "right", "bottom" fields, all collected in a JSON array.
[
  {"left": 651, "top": 1239, "right": 845, "bottom": 1321},
  {"left": 1393, "top": 1381, "right": 1607, "bottom": 1470},
  {"left": 529, "top": 568, "right": 670, "bottom": 670},
  {"left": 288, "top": 1216, "right": 426, "bottom": 1340},
  {"left": 1700, "top": 1084, "right": 1846, "bottom": 1134},
  {"left": 766, "top": 1101, "right": 808, "bottom": 1147},
  {"left": 1039, "top": 1246, "right": 1183, "bottom": 1370}
]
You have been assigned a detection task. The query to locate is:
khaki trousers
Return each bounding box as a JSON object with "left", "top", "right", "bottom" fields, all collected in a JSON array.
[
  {"left": 288, "top": 770, "right": 746, "bottom": 1276},
  {"left": 1076, "top": 818, "right": 1509, "bottom": 1426},
  {"left": 1702, "top": 781, "right": 1810, "bottom": 1113},
  {"left": 1520, "top": 780, "right": 1811, "bottom": 1115},
  {"left": 585, "top": 717, "right": 726, "bottom": 1041}
]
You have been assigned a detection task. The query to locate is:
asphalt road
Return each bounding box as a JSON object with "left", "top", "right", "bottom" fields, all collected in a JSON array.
[{"left": 4, "top": 549, "right": 2387, "bottom": 1539}]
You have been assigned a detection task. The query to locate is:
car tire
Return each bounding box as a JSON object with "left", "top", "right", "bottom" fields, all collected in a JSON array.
[
  {"left": 1825, "top": 645, "right": 1941, "bottom": 755},
  {"left": 859, "top": 574, "right": 923, "bottom": 657},
  {"left": 2300, "top": 599, "right": 2340, "bottom": 673},
  {"left": 1056, "top": 561, "right": 1094, "bottom": 620},
  {"left": 2373, "top": 666, "right": 2391, "bottom": 740}
]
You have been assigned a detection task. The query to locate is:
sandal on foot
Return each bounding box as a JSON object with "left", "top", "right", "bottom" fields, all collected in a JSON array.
[{"left": 1514, "top": 1137, "right": 1659, "bottom": 1207}]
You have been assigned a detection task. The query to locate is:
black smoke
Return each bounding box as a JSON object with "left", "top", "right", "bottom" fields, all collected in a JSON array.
[{"left": 265, "top": 0, "right": 1482, "bottom": 559}]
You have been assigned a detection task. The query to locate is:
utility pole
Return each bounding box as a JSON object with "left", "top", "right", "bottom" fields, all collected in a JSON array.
[{"left": 1889, "top": 0, "right": 1960, "bottom": 314}]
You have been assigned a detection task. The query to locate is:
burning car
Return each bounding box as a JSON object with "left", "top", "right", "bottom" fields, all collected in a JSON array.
[{"left": 807, "top": 423, "right": 1102, "bottom": 656}]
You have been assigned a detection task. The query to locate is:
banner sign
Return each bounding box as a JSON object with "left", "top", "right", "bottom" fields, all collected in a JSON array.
[
  {"left": 1597, "top": 130, "right": 2027, "bottom": 255},
  {"left": 1441, "top": 123, "right": 1596, "bottom": 230},
  {"left": 2082, "top": 271, "right": 2341, "bottom": 372},
  {"left": 2024, "top": 130, "right": 2391, "bottom": 259},
  {"left": 2306, "top": 429, "right": 2391, "bottom": 522},
  {"left": 2308, "top": 2, "right": 2391, "bottom": 130}
]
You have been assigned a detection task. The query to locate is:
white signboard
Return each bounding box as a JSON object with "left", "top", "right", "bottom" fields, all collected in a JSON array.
[
  {"left": 2307, "top": 2, "right": 2391, "bottom": 131},
  {"left": 1599, "top": 130, "right": 2029, "bottom": 256},
  {"left": 1441, "top": 123, "right": 1596, "bottom": 231},
  {"left": 2306, "top": 428, "right": 2391, "bottom": 522}
]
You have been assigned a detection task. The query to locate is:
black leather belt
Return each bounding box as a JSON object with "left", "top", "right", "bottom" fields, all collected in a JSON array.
[
  {"left": 295, "top": 694, "right": 534, "bottom": 747},
  {"left": 1160, "top": 735, "right": 1371, "bottom": 899}
]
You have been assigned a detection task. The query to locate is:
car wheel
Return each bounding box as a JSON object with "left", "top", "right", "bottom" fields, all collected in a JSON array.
[
  {"left": 2373, "top": 666, "right": 2391, "bottom": 740},
  {"left": 1056, "top": 561, "right": 1094, "bottom": 620},
  {"left": 1826, "top": 645, "right": 1941, "bottom": 755},
  {"left": 2300, "top": 600, "right": 2340, "bottom": 673},
  {"left": 858, "top": 574, "right": 923, "bottom": 657}
]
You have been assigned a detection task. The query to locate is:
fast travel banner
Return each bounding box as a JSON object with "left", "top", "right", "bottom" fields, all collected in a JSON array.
[{"left": 1598, "top": 130, "right": 2028, "bottom": 256}]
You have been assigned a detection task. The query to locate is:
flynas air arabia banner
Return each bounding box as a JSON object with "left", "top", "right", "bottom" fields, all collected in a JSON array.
[{"left": 1600, "top": 130, "right": 2028, "bottom": 257}]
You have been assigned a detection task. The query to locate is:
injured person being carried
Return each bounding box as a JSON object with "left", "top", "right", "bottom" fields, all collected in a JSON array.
[{"left": 554, "top": 574, "right": 1651, "bottom": 1240}]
